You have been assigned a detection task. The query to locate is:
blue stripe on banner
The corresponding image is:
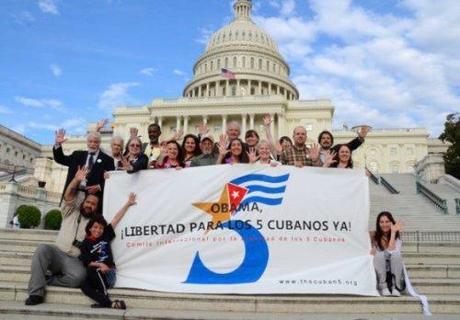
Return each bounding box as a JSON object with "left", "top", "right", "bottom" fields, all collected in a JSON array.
[
  {"left": 230, "top": 173, "right": 290, "bottom": 185},
  {"left": 246, "top": 185, "right": 286, "bottom": 194},
  {"left": 240, "top": 196, "right": 284, "bottom": 206}
]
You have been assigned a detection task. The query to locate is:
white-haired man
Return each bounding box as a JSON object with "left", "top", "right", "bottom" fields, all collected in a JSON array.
[{"left": 53, "top": 129, "right": 115, "bottom": 203}]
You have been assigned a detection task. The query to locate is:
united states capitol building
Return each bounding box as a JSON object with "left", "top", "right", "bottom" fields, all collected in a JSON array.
[{"left": 0, "top": 0, "right": 454, "bottom": 226}]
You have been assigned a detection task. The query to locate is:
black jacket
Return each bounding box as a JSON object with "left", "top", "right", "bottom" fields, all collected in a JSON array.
[{"left": 53, "top": 146, "right": 115, "bottom": 202}]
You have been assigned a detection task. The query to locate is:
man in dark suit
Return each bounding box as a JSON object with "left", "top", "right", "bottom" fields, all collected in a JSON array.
[{"left": 53, "top": 129, "right": 115, "bottom": 204}]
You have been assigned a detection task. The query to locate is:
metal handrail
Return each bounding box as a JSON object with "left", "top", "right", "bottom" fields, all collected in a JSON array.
[
  {"left": 402, "top": 231, "right": 460, "bottom": 243},
  {"left": 366, "top": 168, "right": 379, "bottom": 185},
  {"left": 380, "top": 176, "right": 399, "bottom": 194},
  {"left": 416, "top": 181, "right": 448, "bottom": 214}
]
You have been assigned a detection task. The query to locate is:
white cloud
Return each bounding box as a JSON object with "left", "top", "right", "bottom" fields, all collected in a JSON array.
[
  {"left": 50, "top": 64, "right": 62, "bottom": 77},
  {"left": 0, "top": 105, "right": 13, "bottom": 114},
  {"left": 13, "top": 11, "right": 35, "bottom": 25},
  {"left": 140, "top": 67, "right": 155, "bottom": 77},
  {"left": 15, "top": 96, "right": 64, "bottom": 111},
  {"left": 195, "top": 26, "right": 214, "bottom": 45},
  {"left": 98, "top": 82, "right": 139, "bottom": 113},
  {"left": 252, "top": 0, "right": 460, "bottom": 137},
  {"left": 173, "top": 69, "right": 186, "bottom": 76},
  {"left": 38, "top": 0, "right": 59, "bottom": 15}
]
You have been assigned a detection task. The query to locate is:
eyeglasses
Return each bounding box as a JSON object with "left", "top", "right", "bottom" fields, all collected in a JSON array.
[{"left": 129, "top": 144, "right": 141, "bottom": 148}]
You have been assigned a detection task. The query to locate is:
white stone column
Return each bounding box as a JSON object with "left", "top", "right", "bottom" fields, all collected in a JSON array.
[
  {"left": 247, "top": 80, "right": 251, "bottom": 95},
  {"left": 242, "top": 114, "right": 247, "bottom": 134},
  {"left": 206, "top": 83, "right": 210, "bottom": 97},
  {"left": 249, "top": 114, "right": 255, "bottom": 130},
  {"left": 278, "top": 113, "right": 285, "bottom": 138},
  {"left": 237, "top": 80, "right": 241, "bottom": 96},
  {"left": 258, "top": 81, "right": 262, "bottom": 95},
  {"left": 184, "top": 116, "right": 189, "bottom": 134},
  {"left": 198, "top": 86, "right": 202, "bottom": 97},
  {"left": 158, "top": 116, "right": 163, "bottom": 128},
  {"left": 225, "top": 80, "right": 229, "bottom": 97},
  {"left": 277, "top": 85, "right": 280, "bottom": 95},
  {"left": 216, "top": 81, "right": 220, "bottom": 97},
  {"left": 202, "top": 115, "right": 208, "bottom": 125},
  {"left": 176, "top": 116, "right": 181, "bottom": 131},
  {"left": 222, "top": 115, "right": 227, "bottom": 134}
]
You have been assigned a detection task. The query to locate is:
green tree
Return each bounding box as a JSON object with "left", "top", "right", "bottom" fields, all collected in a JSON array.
[{"left": 439, "top": 113, "right": 460, "bottom": 179}]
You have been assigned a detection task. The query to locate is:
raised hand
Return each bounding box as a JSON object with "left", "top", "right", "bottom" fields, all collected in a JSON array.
[
  {"left": 85, "top": 185, "right": 101, "bottom": 194},
  {"left": 391, "top": 221, "right": 404, "bottom": 233},
  {"left": 247, "top": 147, "right": 258, "bottom": 163},
  {"left": 96, "top": 119, "right": 108, "bottom": 132},
  {"left": 126, "top": 192, "right": 137, "bottom": 206},
  {"left": 74, "top": 166, "right": 88, "bottom": 182},
  {"left": 218, "top": 134, "right": 229, "bottom": 156},
  {"left": 55, "top": 128, "right": 67, "bottom": 146},
  {"left": 172, "top": 128, "right": 184, "bottom": 141},
  {"left": 121, "top": 158, "right": 133, "bottom": 171},
  {"left": 197, "top": 122, "right": 209, "bottom": 136},
  {"left": 262, "top": 114, "right": 272, "bottom": 127},
  {"left": 129, "top": 127, "right": 139, "bottom": 138},
  {"left": 322, "top": 150, "right": 337, "bottom": 167},
  {"left": 309, "top": 143, "right": 320, "bottom": 161}
]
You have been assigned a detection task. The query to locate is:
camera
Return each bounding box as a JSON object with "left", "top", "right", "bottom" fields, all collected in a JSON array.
[{"left": 72, "top": 239, "right": 83, "bottom": 249}]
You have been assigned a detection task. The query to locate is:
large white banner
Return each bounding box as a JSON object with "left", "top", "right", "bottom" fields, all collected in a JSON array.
[{"left": 104, "top": 165, "right": 378, "bottom": 296}]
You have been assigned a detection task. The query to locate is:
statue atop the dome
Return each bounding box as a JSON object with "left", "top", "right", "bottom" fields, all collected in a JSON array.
[{"left": 234, "top": 0, "right": 252, "bottom": 21}]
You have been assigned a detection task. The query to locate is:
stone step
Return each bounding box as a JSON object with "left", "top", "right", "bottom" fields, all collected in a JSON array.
[
  {"left": 0, "top": 282, "right": 459, "bottom": 314},
  {"left": 2, "top": 301, "right": 460, "bottom": 320},
  {"left": 2, "top": 262, "right": 459, "bottom": 295},
  {"left": 0, "top": 229, "right": 57, "bottom": 242}
]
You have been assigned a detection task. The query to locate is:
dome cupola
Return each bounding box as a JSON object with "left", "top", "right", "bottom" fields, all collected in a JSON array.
[{"left": 183, "top": 0, "right": 299, "bottom": 100}]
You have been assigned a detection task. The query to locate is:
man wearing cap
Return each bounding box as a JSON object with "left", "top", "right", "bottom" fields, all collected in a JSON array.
[{"left": 190, "top": 135, "right": 218, "bottom": 167}]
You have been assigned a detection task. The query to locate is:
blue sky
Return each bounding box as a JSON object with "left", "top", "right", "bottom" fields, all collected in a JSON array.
[{"left": 1, "top": 0, "right": 459, "bottom": 145}]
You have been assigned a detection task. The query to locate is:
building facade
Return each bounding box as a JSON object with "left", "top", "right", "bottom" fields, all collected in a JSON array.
[{"left": 19, "top": 0, "right": 450, "bottom": 193}]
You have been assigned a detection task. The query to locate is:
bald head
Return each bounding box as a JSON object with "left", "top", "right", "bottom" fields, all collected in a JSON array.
[
  {"left": 292, "top": 126, "right": 307, "bottom": 147},
  {"left": 226, "top": 121, "right": 241, "bottom": 140}
]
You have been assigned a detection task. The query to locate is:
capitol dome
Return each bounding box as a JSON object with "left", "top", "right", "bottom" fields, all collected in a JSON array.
[{"left": 183, "top": 0, "right": 299, "bottom": 100}]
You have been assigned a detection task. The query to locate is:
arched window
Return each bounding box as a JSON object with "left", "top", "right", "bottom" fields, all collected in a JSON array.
[
  {"left": 258, "top": 58, "right": 262, "bottom": 70},
  {"left": 233, "top": 56, "right": 237, "bottom": 67},
  {"left": 210, "top": 61, "right": 214, "bottom": 71},
  {"left": 225, "top": 57, "right": 229, "bottom": 68},
  {"left": 250, "top": 57, "right": 254, "bottom": 69},
  {"left": 217, "top": 59, "right": 221, "bottom": 68},
  {"left": 242, "top": 56, "right": 246, "bottom": 68}
]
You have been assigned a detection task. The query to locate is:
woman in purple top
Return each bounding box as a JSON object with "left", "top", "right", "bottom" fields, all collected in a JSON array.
[{"left": 216, "top": 136, "right": 249, "bottom": 164}]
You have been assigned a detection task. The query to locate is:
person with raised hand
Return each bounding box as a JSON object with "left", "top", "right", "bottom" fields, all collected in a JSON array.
[
  {"left": 121, "top": 136, "right": 148, "bottom": 173},
  {"left": 253, "top": 140, "right": 281, "bottom": 166},
  {"left": 370, "top": 211, "right": 405, "bottom": 297},
  {"left": 280, "top": 126, "right": 321, "bottom": 168},
  {"left": 53, "top": 128, "right": 115, "bottom": 204},
  {"left": 25, "top": 166, "right": 100, "bottom": 306},
  {"left": 79, "top": 193, "right": 137, "bottom": 310},
  {"left": 217, "top": 135, "right": 249, "bottom": 164},
  {"left": 155, "top": 140, "right": 185, "bottom": 169}
]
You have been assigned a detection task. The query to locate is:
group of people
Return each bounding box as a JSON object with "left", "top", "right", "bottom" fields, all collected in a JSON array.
[{"left": 24, "top": 115, "right": 405, "bottom": 308}]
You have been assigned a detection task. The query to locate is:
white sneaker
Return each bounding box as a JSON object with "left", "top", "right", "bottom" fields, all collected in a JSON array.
[
  {"left": 391, "top": 288, "right": 401, "bottom": 297},
  {"left": 380, "top": 288, "right": 391, "bottom": 296}
]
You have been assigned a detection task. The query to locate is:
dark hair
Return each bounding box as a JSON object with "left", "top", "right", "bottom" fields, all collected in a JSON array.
[
  {"left": 279, "top": 136, "right": 293, "bottom": 146},
  {"left": 165, "top": 140, "right": 185, "bottom": 167},
  {"left": 222, "top": 138, "right": 249, "bottom": 164},
  {"left": 148, "top": 123, "right": 161, "bottom": 131},
  {"left": 85, "top": 215, "right": 107, "bottom": 237},
  {"left": 245, "top": 130, "right": 260, "bottom": 140},
  {"left": 181, "top": 134, "right": 202, "bottom": 158},
  {"left": 318, "top": 130, "right": 334, "bottom": 145},
  {"left": 374, "top": 211, "right": 400, "bottom": 251},
  {"left": 331, "top": 144, "right": 353, "bottom": 168}
]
